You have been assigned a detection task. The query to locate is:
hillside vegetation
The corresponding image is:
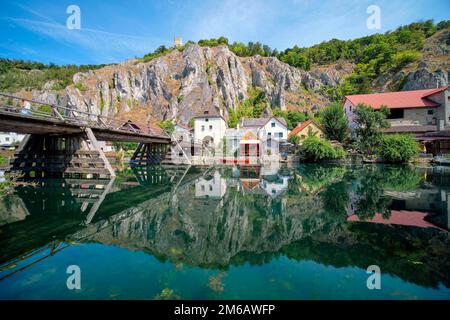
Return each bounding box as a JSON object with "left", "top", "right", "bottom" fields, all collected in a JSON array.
[
  {"left": 0, "top": 59, "right": 108, "bottom": 92},
  {"left": 0, "top": 20, "right": 448, "bottom": 123}
]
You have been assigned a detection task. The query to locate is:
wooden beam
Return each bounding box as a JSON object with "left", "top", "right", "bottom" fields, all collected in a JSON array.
[{"left": 85, "top": 128, "right": 116, "bottom": 178}]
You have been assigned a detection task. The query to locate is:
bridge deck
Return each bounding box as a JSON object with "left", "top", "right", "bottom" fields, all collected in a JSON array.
[{"left": 0, "top": 93, "right": 170, "bottom": 144}]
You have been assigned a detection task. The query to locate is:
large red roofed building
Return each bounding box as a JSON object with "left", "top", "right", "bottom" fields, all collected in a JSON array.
[{"left": 344, "top": 85, "right": 449, "bottom": 133}]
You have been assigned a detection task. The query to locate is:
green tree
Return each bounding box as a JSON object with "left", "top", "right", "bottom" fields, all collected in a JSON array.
[
  {"left": 288, "top": 134, "right": 300, "bottom": 146},
  {"left": 158, "top": 120, "right": 175, "bottom": 134},
  {"left": 378, "top": 134, "right": 419, "bottom": 163},
  {"left": 321, "top": 102, "right": 349, "bottom": 142},
  {"left": 354, "top": 104, "right": 390, "bottom": 155}
]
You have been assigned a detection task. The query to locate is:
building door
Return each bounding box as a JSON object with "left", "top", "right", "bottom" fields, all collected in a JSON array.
[{"left": 245, "top": 144, "right": 250, "bottom": 158}]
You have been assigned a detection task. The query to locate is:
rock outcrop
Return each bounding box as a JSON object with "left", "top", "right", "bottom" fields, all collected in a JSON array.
[
  {"left": 31, "top": 45, "right": 352, "bottom": 124},
  {"left": 28, "top": 28, "right": 449, "bottom": 123}
]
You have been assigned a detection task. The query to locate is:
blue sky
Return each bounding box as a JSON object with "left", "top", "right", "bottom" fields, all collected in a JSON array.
[{"left": 0, "top": 0, "right": 449, "bottom": 65}]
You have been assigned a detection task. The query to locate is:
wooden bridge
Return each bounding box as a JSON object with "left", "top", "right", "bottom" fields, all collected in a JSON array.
[{"left": 0, "top": 93, "right": 174, "bottom": 178}]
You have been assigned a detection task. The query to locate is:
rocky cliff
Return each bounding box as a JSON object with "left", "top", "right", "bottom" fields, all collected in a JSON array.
[
  {"left": 29, "top": 28, "right": 449, "bottom": 124},
  {"left": 31, "top": 44, "right": 352, "bottom": 124}
]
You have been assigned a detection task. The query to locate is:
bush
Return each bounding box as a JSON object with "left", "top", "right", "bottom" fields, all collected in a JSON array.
[
  {"left": 300, "top": 136, "right": 346, "bottom": 162},
  {"left": 378, "top": 134, "right": 419, "bottom": 163}
]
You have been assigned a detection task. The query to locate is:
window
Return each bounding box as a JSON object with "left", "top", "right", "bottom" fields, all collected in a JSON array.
[
  {"left": 268, "top": 132, "right": 271, "bottom": 136},
  {"left": 201, "top": 125, "right": 205, "bottom": 131},
  {"left": 5, "top": 137, "right": 9, "bottom": 142},
  {"left": 301, "top": 135, "right": 306, "bottom": 139},
  {"left": 201, "top": 185, "right": 205, "bottom": 191},
  {"left": 427, "top": 110, "right": 434, "bottom": 115},
  {"left": 387, "top": 108, "right": 404, "bottom": 119},
  {"left": 209, "top": 125, "right": 213, "bottom": 130},
  {"left": 271, "top": 122, "right": 275, "bottom": 128},
  {"left": 205, "top": 118, "right": 209, "bottom": 122},
  {"left": 209, "top": 185, "right": 213, "bottom": 191},
  {"left": 349, "top": 105, "right": 352, "bottom": 112},
  {"left": 278, "top": 132, "right": 283, "bottom": 138}
]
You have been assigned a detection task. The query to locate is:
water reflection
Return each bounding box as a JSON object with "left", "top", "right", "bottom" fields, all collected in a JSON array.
[{"left": 0, "top": 164, "right": 449, "bottom": 298}]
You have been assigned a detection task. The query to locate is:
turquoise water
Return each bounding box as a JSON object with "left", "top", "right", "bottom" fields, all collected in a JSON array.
[{"left": 0, "top": 164, "right": 449, "bottom": 300}]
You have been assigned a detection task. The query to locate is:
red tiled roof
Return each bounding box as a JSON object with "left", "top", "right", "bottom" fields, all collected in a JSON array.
[
  {"left": 121, "top": 120, "right": 166, "bottom": 136},
  {"left": 288, "top": 120, "right": 322, "bottom": 138},
  {"left": 344, "top": 86, "right": 449, "bottom": 109},
  {"left": 347, "top": 210, "right": 444, "bottom": 231},
  {"left": 422, "top": 84, "right": 449, "bottom": 97}
]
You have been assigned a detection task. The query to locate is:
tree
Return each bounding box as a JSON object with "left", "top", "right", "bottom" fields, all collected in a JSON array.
[
  {"left": 378, "top": 134, "right": 418, "bottom": 163},
  {"left": 321, "top": 102, "right": 349, "bottom": 142},
  {"left": 353, "top": 104, "right": 390, "bottom": 155},
  {"left": 288, "top": 134, "right": 300, "bottom": 146},
  {"left": 158, "top": 120, "right": 175, "bottom": 134}
]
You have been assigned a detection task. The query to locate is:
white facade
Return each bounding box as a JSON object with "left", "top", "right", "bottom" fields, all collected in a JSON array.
[
  {"left": 97, "top": 141, "right": 115, "bottom": 152},
  {"left": 261, "top": 176, "right": 290, "bottom": 198},
  {"left": 195, "top": 170, "right": 227, "bottom": 199},
  {"left": 259, "top": 117, "right": 289, "bottom": 141},
  {"left": 194, "top": 116, "right": 227, "bottom": 147},
  {"left": 0, "top": 132, "right": 25, "bottom": 147}
]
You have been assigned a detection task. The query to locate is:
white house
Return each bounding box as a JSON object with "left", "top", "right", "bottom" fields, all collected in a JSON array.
[
  {"left": 195, "top": 170, "right": 227, "bottom": 199},
  {"left": 258, "top": 117, "right": 289, "bottom": 141},
  {"left": 237, "top": 116, "right": 289, "bottom": 157},
  {"left": 0, "top": 132, "right": 25, "bottom": 147},
  {"left": 194, "top": 110, "right": 227, "bottom": 148}
]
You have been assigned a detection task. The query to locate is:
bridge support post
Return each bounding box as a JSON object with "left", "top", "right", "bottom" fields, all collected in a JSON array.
[
  {"left": 9, "top": 130, "right": 116, "bottom": 179},
  {"left": 130, "top": 142, "right": 169, "bottom": 165}
]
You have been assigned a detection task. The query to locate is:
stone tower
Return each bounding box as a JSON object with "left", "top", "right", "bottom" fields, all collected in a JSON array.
[{"left": 174, "top": 37, "right": 183, "bottom": 47}]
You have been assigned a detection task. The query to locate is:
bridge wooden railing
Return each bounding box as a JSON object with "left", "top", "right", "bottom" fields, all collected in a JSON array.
[{"left": 0, "top": 92, "right": 169, "bottom": 138}]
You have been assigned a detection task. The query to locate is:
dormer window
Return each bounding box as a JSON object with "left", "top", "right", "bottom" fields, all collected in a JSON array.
[{"left": 204, "top": 111, "right": 209, "bottom": 115}]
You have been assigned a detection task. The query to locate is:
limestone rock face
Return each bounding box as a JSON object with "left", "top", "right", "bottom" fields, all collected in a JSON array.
[
  {"left": 32, "top": 45, "right": 351, "bottom": 123},
  {"left": 402, "top": 68, "right": 448, "bottom": 91},
  {"left": 29, "top": 29, "right": 449, "bottom": 123}
]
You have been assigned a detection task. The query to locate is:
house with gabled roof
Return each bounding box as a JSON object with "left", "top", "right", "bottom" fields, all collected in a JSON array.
[
  {"left": 288, "top": 120, "right": 324, "bottom": 144},
  {"left": 239, "top": 116, "right": 289, "bottom": 142},
  {"left": 344, "top": 85, "right": 450, "bottom": 134}
]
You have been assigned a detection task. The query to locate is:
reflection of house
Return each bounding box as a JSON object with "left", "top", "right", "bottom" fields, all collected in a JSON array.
[
  {"left": 239, "top": 165, "right": 262, "bottom": 193},
  {"left": 288, "top": 120, "right": 324, "bottom": 143},
  {"left": 195, "top": 170, "right": 227, "bottom": 199},
  {"left": 261, "top": 175, "right": 290, "bottom": 198},
  {"left": 344, "top": 85, "right": 450, "bottom": 133}
]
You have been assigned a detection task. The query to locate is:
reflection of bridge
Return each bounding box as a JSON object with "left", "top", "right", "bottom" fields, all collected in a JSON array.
[
  {"left": 0, "top": 165, "right": 204, "bottom": 279},
  {"left": 0, "top": 93, "right": 171, "bottom": 179}
]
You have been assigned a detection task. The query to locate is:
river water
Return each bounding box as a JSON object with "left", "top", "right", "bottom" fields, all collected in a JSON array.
[{"left": 0, "top": 164, "right": 449, "bottom": 299}]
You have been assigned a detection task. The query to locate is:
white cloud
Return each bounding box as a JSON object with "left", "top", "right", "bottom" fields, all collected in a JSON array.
[
  {"left": 186, "top": 0, "right": 280, "bottom": 41},
  {"left": 6, "top": 17, "right": 170, "bottom": 63}
]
